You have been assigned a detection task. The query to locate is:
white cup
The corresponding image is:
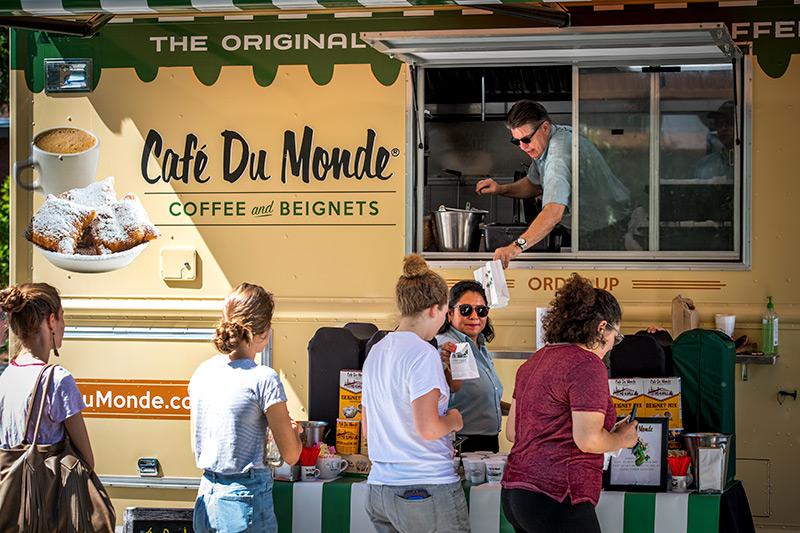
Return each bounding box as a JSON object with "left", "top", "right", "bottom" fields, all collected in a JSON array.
[
  {"left": 485, "top": 459, "right": 506, "bottom": 484},
  {"left": 463, "top": 459, "right": 486, "bottom": 484},
  {"left": 316, "top": 456, "right": 348, "bottom": 480},
  {"left": 714, "top": 314, "right": 736, "bottom": 338},
  {"left": 300, "top": 466, "right": 321, "bottom": 482},
  {"left": 671, "top": 475, "right": 688, "bottom": 492},
  {"left": 14, "top": 126, "right": 99, "bottom": 196}
]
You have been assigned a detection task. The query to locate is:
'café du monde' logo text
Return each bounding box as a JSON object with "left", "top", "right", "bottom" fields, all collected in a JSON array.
[{"left": 140, "top": 127, "right": 400, "bottom": 225}]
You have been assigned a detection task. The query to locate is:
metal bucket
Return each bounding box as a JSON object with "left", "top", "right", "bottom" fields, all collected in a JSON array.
[
  {"left": 298, "top": 421, "right": 328, "bottom": 447},
  {"left": 432, "top": 206, "right": 488, "bottom": 252},
  {"left": 682, "top": 432, "right": 732, "bottom": 492}
]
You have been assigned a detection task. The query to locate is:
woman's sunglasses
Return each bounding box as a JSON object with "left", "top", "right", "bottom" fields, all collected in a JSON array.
[
  {"left": 456, "top": 304, "right": 490, "bottom": 318},
  {"left": 509, "top": 121, "right": 545, "bottom": 146}
]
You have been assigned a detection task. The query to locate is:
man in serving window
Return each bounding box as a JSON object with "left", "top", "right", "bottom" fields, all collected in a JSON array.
[{"left": 476, "top": 100, "right": 631, "bottom": 267}]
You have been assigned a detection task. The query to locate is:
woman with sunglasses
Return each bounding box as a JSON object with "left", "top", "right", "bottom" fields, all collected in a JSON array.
[
  {"left": 436, "top": 280, "right": 508, "bottom": 453},
  {"left": 501, "top": 274, "right": 638, "bottom": 533}
]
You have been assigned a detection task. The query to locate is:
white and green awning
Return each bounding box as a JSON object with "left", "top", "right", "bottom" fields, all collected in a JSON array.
[
  {"left": 0, "top": 0, "right": 565, "bottom": 16},
  {"left": 272, "top": 479, "right": 722, "bottom": 533}
]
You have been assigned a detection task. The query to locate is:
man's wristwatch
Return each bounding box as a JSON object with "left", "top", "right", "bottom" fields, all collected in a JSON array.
[{"left": 514, "top": 237, "right": 527, "bottom": 251}]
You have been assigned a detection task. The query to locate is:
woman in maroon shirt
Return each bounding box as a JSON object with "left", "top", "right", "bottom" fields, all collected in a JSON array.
[{"left": 501, "top": 274, "right": 639, "bottom": 533}]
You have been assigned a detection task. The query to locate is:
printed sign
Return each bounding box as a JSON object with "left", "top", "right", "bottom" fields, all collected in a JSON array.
[{"left": 77, "top": 379, "right": 190, "bottom": 420}]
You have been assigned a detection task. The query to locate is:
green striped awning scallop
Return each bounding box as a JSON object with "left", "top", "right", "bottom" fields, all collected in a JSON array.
[
  {"left": 271, "top": 478, "right": 721, "bottom": 533},
  {"left": 0, "top": 0, "right": 559, "bottom": 16}
]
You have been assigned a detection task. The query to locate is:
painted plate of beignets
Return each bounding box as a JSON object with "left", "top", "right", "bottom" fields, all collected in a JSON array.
[
  {"left": 25, "top": 195, "right": 96, "bottom": 254},
  {"left": 33, "top": 242, "right": 148, "bottom": 273},
  {"left": 58, "top": 176, "right": 116, "bottom": 208}
]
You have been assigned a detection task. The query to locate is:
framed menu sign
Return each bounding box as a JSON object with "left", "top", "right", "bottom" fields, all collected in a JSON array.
[{"left": 604, "top": 418, "right": 669, "bottom": 492}]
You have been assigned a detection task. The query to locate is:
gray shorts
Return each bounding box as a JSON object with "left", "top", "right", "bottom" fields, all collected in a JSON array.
[{"left": 366, "top": 482, "right": 471, "bottom": 533}]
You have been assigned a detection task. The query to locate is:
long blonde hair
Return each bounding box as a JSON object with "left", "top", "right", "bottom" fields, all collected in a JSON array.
[{"left": 213, "top": 283, "right": 274, "bottom": 353}]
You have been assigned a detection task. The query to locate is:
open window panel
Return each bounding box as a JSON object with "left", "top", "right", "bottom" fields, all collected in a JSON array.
[{"left": 363, "top": 24, "right": 748, "bottom": 265}]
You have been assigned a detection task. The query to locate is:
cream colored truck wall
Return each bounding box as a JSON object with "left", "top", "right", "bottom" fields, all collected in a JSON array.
[{"left": 12, "top": 57, "right": 800, "bottom": 528}]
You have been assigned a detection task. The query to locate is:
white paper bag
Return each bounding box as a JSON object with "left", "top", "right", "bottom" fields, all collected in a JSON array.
[
  {"left": 450, "top": 342, "right": 480, "bottom": 380},
  {"left": 473, "top": 260, "right": 510, "bottom": 309}
]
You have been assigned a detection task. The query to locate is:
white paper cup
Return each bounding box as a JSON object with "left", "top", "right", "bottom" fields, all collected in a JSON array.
[
  {"left": 463, "top": 459, "right": 486, "bottom": 484},
  {"left": 300, "top": 466, "right": 320, "bottom": 482},
  {"left": 671, "top": 475, "right": 688, "bottom": 492},
  {"left": 714, "top": 314, "right": 736, "bottom": 338},
  {"left": 485, "top": 459, "right": 506, "bottom": 484}
]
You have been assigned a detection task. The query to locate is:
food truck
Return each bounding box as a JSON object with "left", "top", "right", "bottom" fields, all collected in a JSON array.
[{"left": 3, "top": 0, "right": 799, "bottom": 530}]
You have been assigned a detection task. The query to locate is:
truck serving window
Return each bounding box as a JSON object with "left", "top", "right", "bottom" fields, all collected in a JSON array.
[{"left": 363, "top": 24, "right": 747, "bottom": 266}]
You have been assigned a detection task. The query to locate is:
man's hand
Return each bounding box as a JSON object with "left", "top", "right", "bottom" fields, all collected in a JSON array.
[
  {"left": 493, "top": 243, "right": 523, "bottom": 268},
  {"left": 476, "top": 178, "right": 502, "bottom": 195}
]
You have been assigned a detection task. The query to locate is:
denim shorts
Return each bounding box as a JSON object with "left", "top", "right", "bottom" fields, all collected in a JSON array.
[
  {"left": 193, "top": 469, "right": 277, "bottom": 533},
  {"left": 366, "top": 481, "right": 470, "bottom": 533}
]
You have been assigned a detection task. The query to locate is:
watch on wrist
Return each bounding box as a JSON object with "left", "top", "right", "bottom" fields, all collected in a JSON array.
[{"left": 514, "top": 237, "right": 527, "bottom": 251}]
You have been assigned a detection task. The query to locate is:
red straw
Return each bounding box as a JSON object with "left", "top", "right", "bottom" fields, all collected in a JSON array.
[
  {"left": 668, "top": 456, "right": 691, "bottom": 476},
  {"left": 299, "top": 444, "right": 322, "bottom": 467}
]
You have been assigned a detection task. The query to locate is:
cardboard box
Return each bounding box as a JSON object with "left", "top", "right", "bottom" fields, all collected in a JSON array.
[
  {"left": 642, "top": 377, "right": 683, "bottom": 430},
  {"left": 339, "top": 370, "right": 362, "bottom": 421},
  {"left": 608, "top": 378, "right": 644, "bottom": 418},
  {"left": 336, "top": 418, "right": 360, "bottom": 455}
]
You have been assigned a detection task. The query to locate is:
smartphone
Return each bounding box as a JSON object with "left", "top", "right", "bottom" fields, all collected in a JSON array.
[{"left": 628, "top": 404, "right": 638, "bottom": 421}]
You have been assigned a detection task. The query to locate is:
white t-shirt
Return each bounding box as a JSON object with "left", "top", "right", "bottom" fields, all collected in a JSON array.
[
  {"left": 363, "top": 331, "right": 457, "bottom": 485},
  {"left": 189, "top": 355, "right": 287, "bottom": 474}
]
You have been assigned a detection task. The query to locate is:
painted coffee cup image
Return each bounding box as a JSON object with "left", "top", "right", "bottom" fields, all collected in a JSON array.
[{"left": 14, "top": 126, "right": 99, "bottom": 195}]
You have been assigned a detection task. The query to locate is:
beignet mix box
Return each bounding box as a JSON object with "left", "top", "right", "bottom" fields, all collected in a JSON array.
[
  {"left": 339, "top": 370, "right": 362, "bottom": 420},
  {"left": 608, "top": 378, "right": 644, "bottom": 418},
  {"left": 642, "top": 377, "right": 683, "bottom": 430},
  {"left": 608, "top": 377, "right": 683, "bottom": 430}
]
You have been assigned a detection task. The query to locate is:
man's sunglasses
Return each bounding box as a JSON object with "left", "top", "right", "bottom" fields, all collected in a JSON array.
[
  {"left": 510, "top": 121, "right": 546, "bottom": 146},
  {"left": 456, "top": 304, "right": 490, "bottom": 318}
]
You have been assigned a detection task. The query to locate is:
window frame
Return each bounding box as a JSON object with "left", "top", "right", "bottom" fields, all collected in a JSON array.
[{"left": 384, "top": 27, "right": 752, "bottom": 270}]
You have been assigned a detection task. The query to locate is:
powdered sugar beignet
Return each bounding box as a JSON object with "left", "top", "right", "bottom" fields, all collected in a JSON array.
[
  {"left": 59, "top": 176, "right": 116, "bottom": 208},
  {"left": 26, "top": 195, "right": 96, "bottom": 254},
  {"left": 89, "top": 194, "right": 160, "bottom": 254}
]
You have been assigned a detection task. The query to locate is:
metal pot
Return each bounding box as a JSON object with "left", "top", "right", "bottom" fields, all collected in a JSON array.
[
  {"left": 682, "top": 432, "right": 732, "bottom": 491},
  {"left": 298, "top": 421, "right": 328, "bottom": 447},
  {"left": 432, "top": 205, "right": 488, "bottom": 253}
]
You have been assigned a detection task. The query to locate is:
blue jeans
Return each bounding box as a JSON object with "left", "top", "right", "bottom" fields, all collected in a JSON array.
[{"left": 193, "top": 469, "right": 277, "bottom": 533}]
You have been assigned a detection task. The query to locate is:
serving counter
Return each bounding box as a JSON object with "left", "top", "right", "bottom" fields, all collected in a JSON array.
[{"left": 272, "top": 478, "right": 722, "bottom": 533}]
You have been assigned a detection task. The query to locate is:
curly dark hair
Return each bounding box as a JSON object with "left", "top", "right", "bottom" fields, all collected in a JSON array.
[
  {"left": 437, "top": 280, "right": 495, "bottom": 343},
  {"left": 542, "top": 273, "right": 621, "bottom": 347}
]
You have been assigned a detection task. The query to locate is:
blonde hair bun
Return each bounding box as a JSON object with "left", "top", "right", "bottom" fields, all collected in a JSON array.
[
  {"left": 0, "top": 286, "right": 27, "bottom": 314},
  {"left": 402, "top": 254, "right": 429, "bottom": 278}
]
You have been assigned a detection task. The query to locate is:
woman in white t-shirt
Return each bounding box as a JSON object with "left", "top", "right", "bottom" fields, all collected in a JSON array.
[
  {"left": 190, "top": 283, "right": 303, "bottom": 533},
  {"left": 362, "top": 255, "right": 469, "bottom": 533}
]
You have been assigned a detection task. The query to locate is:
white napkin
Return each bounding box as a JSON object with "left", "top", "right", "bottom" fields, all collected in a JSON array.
[
  {"left": 603, "top": 448, "right": 623, "bottom": 470},
  {"left": 698, "top": 447, "right": 725, "bottom": 491}
]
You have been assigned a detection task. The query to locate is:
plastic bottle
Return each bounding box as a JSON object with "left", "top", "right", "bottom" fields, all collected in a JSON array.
[{"left": 761, "top": 296, "right": 779, "bottom": 356}]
